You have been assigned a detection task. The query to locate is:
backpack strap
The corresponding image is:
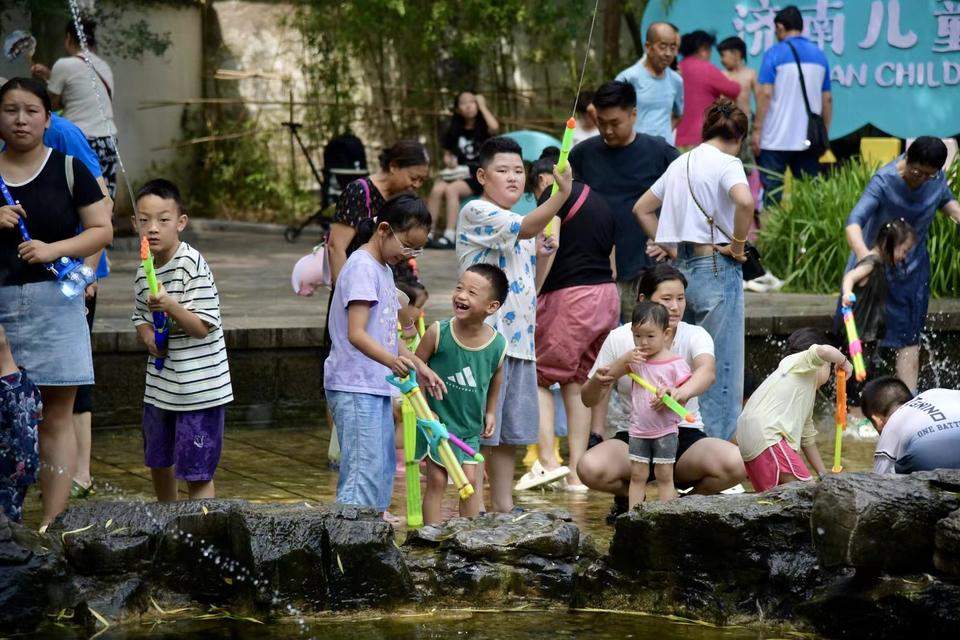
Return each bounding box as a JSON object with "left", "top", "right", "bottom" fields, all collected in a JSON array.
[
  {"left": 561, "top": 185, "right": 590, "bottom": 226},
  {"left": 65, "top": 153, "right": 75, "bottom": 197},
  {"left": 784, "top": 40, "right": 815, "bottom": 119},
  {"left": 358, "top": 178, "right": 372, "bottom": 217},
  {"left": 75, "top": 53, "right": 113, "bottom": 102}
]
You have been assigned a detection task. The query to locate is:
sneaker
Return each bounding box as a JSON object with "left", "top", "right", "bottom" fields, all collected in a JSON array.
[
  {"left": 587, "top": 433, "right": 604, "bottom": 450},
  {"left": 720, "top": 483, "right": 746, "bottom": 495},
  {"left": 429, "top": 235, "right": 454, "bottom": 250},
  {"left": 562, "top": 479, "right": 589, "bottom": 493},
  {"left": 605, "top": 495, "right": 629, "bottom": 525},
  {"left": 514, "top": 460, "right": 570, "bottom": 491}
]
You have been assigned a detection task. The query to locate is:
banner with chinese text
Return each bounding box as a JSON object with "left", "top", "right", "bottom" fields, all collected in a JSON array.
[{"left": 643, "top": 0, "right": 960, "bottom": 139}]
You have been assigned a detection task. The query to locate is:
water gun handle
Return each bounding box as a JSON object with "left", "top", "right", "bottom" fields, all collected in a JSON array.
[
  {"left": 841, "top": 307, "right": 867, "bottom": 382},
  {"left": 448, "top": 433, "right": 484, "bottom": 463},
  {"left": 832, "top": 368, "right": 847, "bottom": 473},
  {"left": 627, "top": 373, "right": 696, "bottom": 423},
  {"left": 385, "top": 371, "right": 418, "bottom": 395},
  {"left": 546, "top": 118, "right": 577, "bottom": 237}
]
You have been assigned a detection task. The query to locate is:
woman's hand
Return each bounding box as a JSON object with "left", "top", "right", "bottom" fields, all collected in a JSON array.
[
  {"left": 645, "top": 239, "right": 675, "bottom": 261},
  {"left": 716, "top": 243, "right": 747, "bottom": 263},
  {"left": 30, "top": 63, "right": 51, "bottom": 81},
  {"left": 17, "top": 239, "right": 58, "bottom": 264},
  {"left": 0, "top": 204, "right": 25, "bottom": 230},
  {"left": 592, "top": 366, "right": 617, "bottom": 390},
  {"left": 482, "top": 412, "right": 496, "bottom": 439}
]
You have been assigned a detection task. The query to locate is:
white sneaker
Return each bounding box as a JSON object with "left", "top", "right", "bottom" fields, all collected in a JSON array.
[
  {"left": 514, "top": 460, "right": 570, "bottom": 491},
  {"left": 721, "top": 483, "right": 746, "bottom": 495},
  {"left": 562, "top": 479, "right": 589, "bottom": 493}
]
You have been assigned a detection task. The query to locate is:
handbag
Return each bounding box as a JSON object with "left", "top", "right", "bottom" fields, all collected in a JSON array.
[
  {"left": 290, "top": 178, "right": 373, "bottom": 295},
  {"left": 784, "top": 40, "right": 829, "bottom": 156},
  {"left": 685, "top": 152, "right": 764, "bottom": 281}
]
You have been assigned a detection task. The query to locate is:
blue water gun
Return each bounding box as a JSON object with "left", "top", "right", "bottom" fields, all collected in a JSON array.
[
  {"left": 0, "top": 176, "right": 95, "bottom": 299},
  {"left": 140, "top": 236, "right": 169, "bottom": 371}
]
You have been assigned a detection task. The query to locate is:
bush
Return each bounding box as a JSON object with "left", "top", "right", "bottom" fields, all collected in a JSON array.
[{"left": 757, "top": 158, "right": 960, "bottom": 297}]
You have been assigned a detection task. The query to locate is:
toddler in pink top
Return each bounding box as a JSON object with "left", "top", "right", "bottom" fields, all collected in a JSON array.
[{"left": 606, "top": 302, "right": 696, "bottom": 507}]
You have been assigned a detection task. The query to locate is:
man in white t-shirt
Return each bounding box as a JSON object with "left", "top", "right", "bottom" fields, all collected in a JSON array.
[{"left": 861, "top": 377, "right": 960, "bottom": 474}]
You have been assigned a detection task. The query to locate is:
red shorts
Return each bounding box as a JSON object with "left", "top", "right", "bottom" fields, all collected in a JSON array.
[
  {"left": 744, "top": 438, "right": 812, "bottom": 493},
  {"left": 535, "top": 283, "right": 620, "bottom": 387}
]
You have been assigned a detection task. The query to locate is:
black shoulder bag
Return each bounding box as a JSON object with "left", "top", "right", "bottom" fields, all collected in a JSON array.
[
  {"left": 785, "top": 40, "right": 829, "bottom": 156},
  {"left": 686, "top": 151, "right": 764, "bottom": 281}
]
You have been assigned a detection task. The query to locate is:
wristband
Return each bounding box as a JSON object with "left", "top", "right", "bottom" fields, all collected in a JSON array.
[{"left": 732, "top": 235, "right": 746, "bottom": 244}]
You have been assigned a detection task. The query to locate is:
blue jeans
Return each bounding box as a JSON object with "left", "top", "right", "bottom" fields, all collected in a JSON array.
[
  {"left": 677, "top": 246, "right": 744, "bottom": 441},
  {"left": 326, "top": 390, "right": 396, "bottom": 511},
  {"left": 758, "top": 148, "right": 821, "bottom": 207}
]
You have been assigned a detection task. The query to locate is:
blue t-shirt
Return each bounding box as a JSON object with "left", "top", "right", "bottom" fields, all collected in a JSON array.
[
  {"left": 44, "top": 114, "right": 102, "bottom": 179},
  {"left": 845, "top": 157, "right": 956, "bottom": 281},
  {"left": 615, "top": 60, "right": 683, "bottom": 143},
  {"left": 758, "top": 36, "right": 831, "bottom": 151},
  {"left": 569, "top": 134, "right": 679, "bottom": 282}
]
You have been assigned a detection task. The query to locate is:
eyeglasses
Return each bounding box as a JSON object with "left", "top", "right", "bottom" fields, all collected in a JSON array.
[
  {"left": 391, "top": 227, "right": 423, "bottom": 257},
  {"left": 906, "top": 165, "right": 938, "bottom": 182}
]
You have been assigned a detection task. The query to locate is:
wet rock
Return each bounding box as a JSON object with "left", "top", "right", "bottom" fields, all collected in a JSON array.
[
  {"left": 322, "top": 503, "right": 414, "bottom": 608},
  {"left": 934, "top": 509, "right": 960, "bottom": 577},
  {"left": 74, "top": 574, "right": 148, "bottom": 628},
  {"left": 798, "top": 573, "right": 960, "bottom": 640},
  {"left": 404, "top": 511, "right": 583, "bottom": 601},
  {"left": 812, "top": 471, "right": 960, "bottom": 574},
  {"left": 0, "top": 512, "right": 72, "bottom": 632},
  {"left": 603, "top": 482, "right": 822, "bottom": 622}
]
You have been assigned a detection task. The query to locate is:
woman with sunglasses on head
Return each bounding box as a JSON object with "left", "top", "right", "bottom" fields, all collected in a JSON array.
[
  {"left": 323, "top": 193, "right": 446, "bottom": 513},
  {"left": 843, "top": 136, "right": 960, "bottom": 393}
]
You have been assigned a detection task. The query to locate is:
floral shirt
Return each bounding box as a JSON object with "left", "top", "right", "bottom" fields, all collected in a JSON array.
[
  {"left": 333, "top": 178, "right": 386, "bottom": 257},
  {"left": 456, "top": 199, "right": 536, "bottom": 361}
]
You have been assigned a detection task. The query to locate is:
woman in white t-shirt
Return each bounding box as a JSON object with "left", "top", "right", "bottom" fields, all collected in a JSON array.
[
  {"left": 632, "top": 97, "right": 754, "bottom": 443},
  {"left": 32, "top": 17, "right": 117, "bottom": 197},
  {"left": 578, "top": 264, "right": 746, "bottom": 520}
]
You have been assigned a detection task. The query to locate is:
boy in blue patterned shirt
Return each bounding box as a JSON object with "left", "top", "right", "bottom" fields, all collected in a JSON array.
[{"left": 455, "top": 136, "right": 571, "bottom": 513}]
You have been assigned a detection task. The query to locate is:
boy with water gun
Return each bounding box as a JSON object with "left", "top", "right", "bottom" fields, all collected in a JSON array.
[
  {"left": 131, "top": 179, "right": 232, "bottom": 502},
  {"left": 413, "top": 264, "right": 509, "bottom": 524}
]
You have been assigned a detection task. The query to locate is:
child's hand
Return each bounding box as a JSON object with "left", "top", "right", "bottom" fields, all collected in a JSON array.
[
  {"left": 650, "top": 386, "right": 688, "bottom": 411},
  {"left": 553, "top": 162, "right": 573, "bottom": 196},
  {"left": 536, "top": 232, "right": 558, "bottom": 258},
  {"left": 389, "top": 355, "right": 416, "bottom": 378},
  {"left": 0, "top": 203, "right": 25, "bottom": 230},
  {"left": 841, "top": 290, "right": 854, "bottom": 307},
  {"left": 143, "top": 328, "right": 167, "bottom": 358},
  {"left": 147, "top": 284, "right": 176, "bottom": 314},
  {"left": 417, "top": 364, "right": 448, "bottom": 400},
  {"left": 482, "top": 412, "right": 496, "bottom": 439},
  {"left": 838, "top": 360, "right": 853, "bottom": 377},
  {"left": 17, "top": 239, "right": 58, "bottom": 264}
]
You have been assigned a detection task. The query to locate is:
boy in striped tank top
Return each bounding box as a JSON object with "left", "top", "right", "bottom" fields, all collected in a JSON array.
[
  {"left": 415, "top": 264, "right": 508, "bottom": 523},
  {"left": 131, "top": 180, "right": 232, "bottom": 502}
]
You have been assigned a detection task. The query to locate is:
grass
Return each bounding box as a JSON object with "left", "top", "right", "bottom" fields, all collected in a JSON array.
[{"left": 757, "top": 158, "right": 960, "bottom": 297}]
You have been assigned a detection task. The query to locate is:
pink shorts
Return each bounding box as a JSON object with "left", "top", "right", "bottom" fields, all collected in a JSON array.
[
  {"left": 535, "top": 283, "right": 619, "bottom": 387},
  {"left": 744, "top": 438, "right": 812, "bottom": 493}
]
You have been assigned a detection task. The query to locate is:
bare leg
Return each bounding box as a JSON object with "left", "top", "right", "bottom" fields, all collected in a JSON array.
[
  {"left": 590, "top": 400, "right": 608, "bottom": 438},
  {"left": 423, "top": 458, "right": 447, "bottom": 525},
  {"left": 445, "top": 181, "right": 473, "bottom": 235},
  {"left": 427, "top": 180, "right": 447, "bottom": 235},
  {"left": 628, "top": 461, "right": 649, "bottom": 509},
  {"left": 577, "top": 438, "right": 630, "bottom": 496},
  {"left": 73, "top": 411, "right": 92, "bottom": 487},
  {"left": 151, "top": 467, "right": 178, "bottom": 502},
  {"left": 654, "top": 462, "right": 677, "bottom": 501},
  {"left": 483, "top": 444, "right": 517, "bottom": 513},
  {"left": 561, "top": 382, "right": 590, "bottom": 486},
  {"left": 460, "top": 463, "right": 483, "bottom": 518},
  {"left": 37, "top": 386, "right": 78, "bottom": 528},
  {"left": 674, "top": 437, "right": 746, "bottom": 495},
  {"left": 0, "top": 327, "right": 16, "bottom": 376},
  {"left": 187, "top": 479, "right": 215, "bottom": 500},
  {"left": 536, "top": 386, "right": 561, "bottom": 469},
  {"left": 895, "top": 345, "right": 920, "bottom": 392}
]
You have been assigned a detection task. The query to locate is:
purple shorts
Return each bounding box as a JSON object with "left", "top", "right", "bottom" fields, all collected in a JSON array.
[{"left": 142, "top": 403, "right": 225, "bottom": 482}]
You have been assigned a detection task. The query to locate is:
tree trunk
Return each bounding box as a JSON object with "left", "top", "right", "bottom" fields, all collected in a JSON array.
[
  {"left": 623, "top": 0, "right": 650, "bottom": 60},
  {"left": 602, "top": 0, "right": 624, "bottom": 79}
]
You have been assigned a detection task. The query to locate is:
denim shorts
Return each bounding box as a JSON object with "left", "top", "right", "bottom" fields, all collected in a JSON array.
[
  {"left": 326, "top": 389, "right": 395, "bottom": 511},
  {"left": 0, "top": 281, "right": 94, "bottom": 386},
  {"left": 629, "top": 432, "right": 679, "bottom": 465},
  {"left": 483, "top": 356, "right": 540, "bottom": 447},
  {"left": 142, "top": 403, "right": 225, "bottom": 482}
]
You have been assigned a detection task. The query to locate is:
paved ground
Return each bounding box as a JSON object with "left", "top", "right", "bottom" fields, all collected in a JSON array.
[{"left": 92, "top": 222, "right": 960, "bottom": 336}]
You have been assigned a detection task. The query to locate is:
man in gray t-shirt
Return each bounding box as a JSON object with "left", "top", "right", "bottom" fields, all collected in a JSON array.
[{"left": 861, "top": 377, "right": 960, "bottom": 474}]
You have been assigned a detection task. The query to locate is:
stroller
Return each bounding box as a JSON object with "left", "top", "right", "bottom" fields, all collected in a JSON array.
[{"left": 283, "top": 124, "right": 369, "bottom": 242}]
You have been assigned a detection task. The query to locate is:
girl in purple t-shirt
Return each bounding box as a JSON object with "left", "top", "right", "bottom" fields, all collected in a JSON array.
[
  {"left": 323, "top": 194, "right": 445, "bottom": 512},
  {"left": 604, "top": 302, "right": 697, "bottom": 508}
]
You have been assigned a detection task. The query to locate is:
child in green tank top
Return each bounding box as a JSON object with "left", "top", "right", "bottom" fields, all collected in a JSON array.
[{"left": 415, "top": 264, "right": 509, "bottom": 523}]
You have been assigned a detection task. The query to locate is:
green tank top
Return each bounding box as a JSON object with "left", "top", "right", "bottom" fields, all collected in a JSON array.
[{"left": 426, "top": 318, "right": 507, "bottom": 442}]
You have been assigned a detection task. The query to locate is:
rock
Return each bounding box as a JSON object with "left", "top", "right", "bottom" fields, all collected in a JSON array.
[
  {"left": 404, "top": 511, "right": 583, "bottom": 602},
  {"left": 322, "top": 504, "right": 414, "bottom": 608},
  {"left": 0, "top": 512, "right": 73, "bottom": 632},
  {"left": 811, "top": 471, "right": 960, "bottom": 574},
  {"left": 798, "top": 573, "right": 960, "bottom": 640},
  {"left": 603, "top": 482, "right": 822, "bottom": 622},
  {"left": 934, "top": 509, "right": 960, "bottom": 576},
  {"left": 74, "top": 574, "right": 148, "bottom": 629}
]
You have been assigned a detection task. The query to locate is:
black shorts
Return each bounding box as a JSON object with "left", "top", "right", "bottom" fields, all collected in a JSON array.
[
  {"left": 614, "top": 427, "right": 708, "bottom": 488},
  {"left": 73, "top": 291, "right": 97, "bottom": 414}
]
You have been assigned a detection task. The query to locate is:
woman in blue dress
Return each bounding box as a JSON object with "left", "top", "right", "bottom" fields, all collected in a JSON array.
[{"left": 844, "top": 137, "right": 960, "bottom": 392}]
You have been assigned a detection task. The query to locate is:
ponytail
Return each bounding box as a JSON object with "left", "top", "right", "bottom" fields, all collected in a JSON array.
[
  {"left": 378, "top": 140, "right": 429, "bottom": 172},
  {"left": 875, "top": 218, "right": 916, "bottom": 266},
  {"left": 355, "top": 193, "right": 432, "bottom": 245}
]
